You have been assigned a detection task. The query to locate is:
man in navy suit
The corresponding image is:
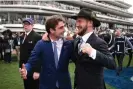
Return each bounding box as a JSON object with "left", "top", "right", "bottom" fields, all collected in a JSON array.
[{"left": 20, "top": 15, "right": 73, "bottom": 89}]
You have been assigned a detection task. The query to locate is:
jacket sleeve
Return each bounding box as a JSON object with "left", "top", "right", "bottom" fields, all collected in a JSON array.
[
  {"left": 94, "top": 40, "right": 116, "bottom": 70},
  {"left": 125, "top": 36, "right": 133, "bottom": 50},
  {"left": 31, "top": 35, "right": 42, "bottom": 73},
  {"left": 25, "top": 40, "right": 42, "bottom": 74}
]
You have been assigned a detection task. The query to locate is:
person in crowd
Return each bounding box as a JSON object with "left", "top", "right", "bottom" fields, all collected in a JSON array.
[
  {"left": 0, "top": 34, "right": 4, "bottom": 61},
  {"left": 13, "top": 32, "right": 21, "bottom": 61},
  {"left": 19, "top": 18, "right": 42, "bottom": 89},
  {"left": 20, "top": 15, "right": 73, "bottom": 89},
  {"left": 109, "top": 29, "right": 133, "bottom": 75},
  {"left": 124, "top": 32, "right": 133, "bottom": 67},
  {"left": 2, "top": 29, "right": 12, "bottom": 63}
]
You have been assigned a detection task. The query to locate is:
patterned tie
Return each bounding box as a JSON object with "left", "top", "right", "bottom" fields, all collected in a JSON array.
[
  {"left": 53, "top": 41, "right": 58, "bottom": 67},
  {"left": 53, "top": 41, "right": 59, "bottom": 88},
  {"left": 78, "top": 37, "right": 83, "bottom": 54}
]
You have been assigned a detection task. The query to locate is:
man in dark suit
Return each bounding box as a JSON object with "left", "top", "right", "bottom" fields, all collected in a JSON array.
[
  {"left": 19, "top": 18, "right": 41, "bottom": 89},
  {"left": 71, "top": 8, "right": 116, "bottom": 89},
  {"left": 20, "top": 15, "right": 73, "bottom": 89}
]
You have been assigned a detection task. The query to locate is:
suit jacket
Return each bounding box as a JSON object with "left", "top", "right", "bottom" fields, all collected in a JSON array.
[
  {"left": 0, "top": 37, "right": 4, "bottom": 51},
  {"left": 25, "top": 39, "right": 73, "bottom": 89},
  {"left": 73, "top": 33, "right": 116, "bottom": 89},
  {"left": 19, "top": 30, "right": 41, "bottom": 74}
]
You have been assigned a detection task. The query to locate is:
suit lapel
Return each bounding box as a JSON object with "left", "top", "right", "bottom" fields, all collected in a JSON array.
[
  {"left": 22, "top": 30, "right": 34, "bottom": 44},
  {"left": 25, "top": 30, "right": 34, "bottom": 41},
  {"left": 74, "top": 37, "right": 81, "bottom": 60},
  {"left": 45, "top": 40, "right": 57, "bottom": 69},
  {"left": 86, "top": 32, "right": 96, "bottom": 45},
  {"left": 57, "top": 38, "right": 66, "bottom": 68}
]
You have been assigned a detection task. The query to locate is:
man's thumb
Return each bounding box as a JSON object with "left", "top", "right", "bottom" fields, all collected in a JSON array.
[{"left": 22, "top": 64, "right": 26, "bottom": 69}]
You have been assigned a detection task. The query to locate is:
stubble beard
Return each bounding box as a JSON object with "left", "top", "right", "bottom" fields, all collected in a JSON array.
[{"left": 78, "top": 26, "right": 87, "bottom": 36}]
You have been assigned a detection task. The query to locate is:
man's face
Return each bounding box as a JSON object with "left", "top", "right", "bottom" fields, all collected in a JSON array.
[
  {"left": 76, "top": 17, "right": 93, "bottom": 36},
  {"left": 23, "top": 22, "right": 33, "bottom": 32},
  {"left": 115, "top": 30, "right": 121, "bottom": 36},
  {"left": 51, "top": 21, "right": 65, "bottom": 39}
]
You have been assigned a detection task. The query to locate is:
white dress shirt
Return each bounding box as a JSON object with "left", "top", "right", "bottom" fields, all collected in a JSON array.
[
  {"left": 22, "top": 29, "right": 32, "bottom": 44},
  {"left": 81, "top": 32, "right": 96, "bottom": 60},
  {"left": 51, "top": 38, "right": 63, "bottom": 61}
]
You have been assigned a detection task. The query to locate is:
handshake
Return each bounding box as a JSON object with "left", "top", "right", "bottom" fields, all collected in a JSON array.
[{"left": 19, "top": 64, "right": 40, "bottom": 80}]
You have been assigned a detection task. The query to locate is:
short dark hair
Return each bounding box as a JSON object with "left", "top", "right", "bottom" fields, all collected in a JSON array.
[{"left": 45, "top": 15, "right": 65, "bottom": 33}]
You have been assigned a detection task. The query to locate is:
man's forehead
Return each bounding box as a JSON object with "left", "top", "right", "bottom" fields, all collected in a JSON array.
[{"left": 57, "top": 21, "right": 65, "bottom": 26}]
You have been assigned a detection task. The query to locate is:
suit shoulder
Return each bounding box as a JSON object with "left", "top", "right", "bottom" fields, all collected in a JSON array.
[
  {"left": 64, "top": 40, "right": 73, "bottom": 45},
  {"left": 33, "top": 32, "right": 42, "bottom": 40},
  {"left": 34, "top": 32, "right": 41, "bottom": 37},
  {"left": 96, "top": 36, "right": 107, "bottom": 45},
  {"left": 37, "top": 39, "right": 44, "bottom": 44}
]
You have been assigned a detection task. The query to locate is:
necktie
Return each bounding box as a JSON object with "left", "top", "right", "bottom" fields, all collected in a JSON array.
[
  {"left": 53, "top": 41, "right": 59, "bottom": 88},
  {"left": 78, "top": 37, "right": 83, "bottom": 54},
  {"left": 22, "top": 34, "right": 27, "bottom": 44},
  {"left": 53, "top": 41, "right": 58, "bottom": 68}
]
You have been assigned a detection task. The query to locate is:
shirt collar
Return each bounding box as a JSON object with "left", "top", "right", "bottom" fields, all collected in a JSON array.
[
  {"left": 82, "top": 31, "right": 93, "bottom": 42},
  {"left": 51, "top": 38, "right": 63, "bottom": 44},
  {"left": 25, "top": 29, "right": 32, "bottom": 36}
]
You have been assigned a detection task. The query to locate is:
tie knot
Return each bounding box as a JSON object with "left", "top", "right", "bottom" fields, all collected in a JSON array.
[
  {"left": 53, "top": 41, "right": 57, "bottom": 45},
  {"left": 79, "top": 37, "right": 83, "bottom": 43},
  {"left": 24, "top": 33, "right": 27, "bottom": 36}
]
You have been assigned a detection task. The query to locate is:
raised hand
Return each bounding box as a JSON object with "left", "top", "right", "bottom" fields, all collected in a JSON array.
[
  {"left": 42, "top": 33, "right": 49, "bottom": 41},
  {"left": 81, "top": 43, "right": 94, "bottom": 55}
]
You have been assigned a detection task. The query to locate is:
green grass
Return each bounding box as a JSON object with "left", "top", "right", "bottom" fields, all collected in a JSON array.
[
  {"left": 0, "top": 61, "right": 24, "bottom": 89},
  {"left": 0, "top": 55, "right": 133, "bottom": 89}
]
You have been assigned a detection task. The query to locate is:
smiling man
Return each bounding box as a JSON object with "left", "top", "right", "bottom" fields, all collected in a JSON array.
[
  {"left": 20, "top": 15, "right": 73, "bottom": 89},
  {"left": 72, "top": 8, "right": 116, "bottom": 89}
]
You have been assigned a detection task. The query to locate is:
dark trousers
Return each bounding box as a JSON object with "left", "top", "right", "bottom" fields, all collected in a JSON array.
[
  {"left": 115, "top": 53, "right": 125, "bottom": 75},
  {"left": 127, "top": 50, "right": 132, "bottom": 67},
  {"left": 4, "top": 52, "right": 11, "bottom": 63},
  {"left": 23, "top": 76, "right": 39, "bottom": 89},
  {"left": 55, "top": 87, "right": 60, "bottom": 89},
  {"left": 0, "top": 50, "right": 4, "bottom": 60}
]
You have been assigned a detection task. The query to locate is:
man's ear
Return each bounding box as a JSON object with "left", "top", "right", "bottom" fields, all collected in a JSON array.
[
  {"left": 50, "top": 28, "right": 54, "bottom": 34},
  {"left": 88, "top": 20, "right": 93, "bottom": 25},
  {"left": 87, "top": 20, "right": 93, "bottom": 27}
]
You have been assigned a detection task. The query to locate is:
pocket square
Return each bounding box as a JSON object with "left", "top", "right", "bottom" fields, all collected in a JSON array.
[{"left": 28, "top": 41, "right": 33, "bottom": 43}]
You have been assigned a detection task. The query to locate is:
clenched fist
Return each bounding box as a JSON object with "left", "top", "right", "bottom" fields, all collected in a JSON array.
[
  {"left": 33, "top": 72, "right": 40, "bottom": 80},
  {"left": 81, "top": 43, "right": 94, "bottom": 55}
]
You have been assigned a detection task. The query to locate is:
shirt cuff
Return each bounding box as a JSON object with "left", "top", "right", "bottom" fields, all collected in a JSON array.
[{"left": 89, "top": 49, "right": 96, "bottom": 60}]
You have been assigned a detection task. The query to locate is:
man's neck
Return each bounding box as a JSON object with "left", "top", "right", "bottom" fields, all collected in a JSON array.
[
  {"left": 49, "top": 34, "right": 59, "bottom": 41},
  {"left": 83, "top": 30, "right": 93, "bottom": 36}
]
